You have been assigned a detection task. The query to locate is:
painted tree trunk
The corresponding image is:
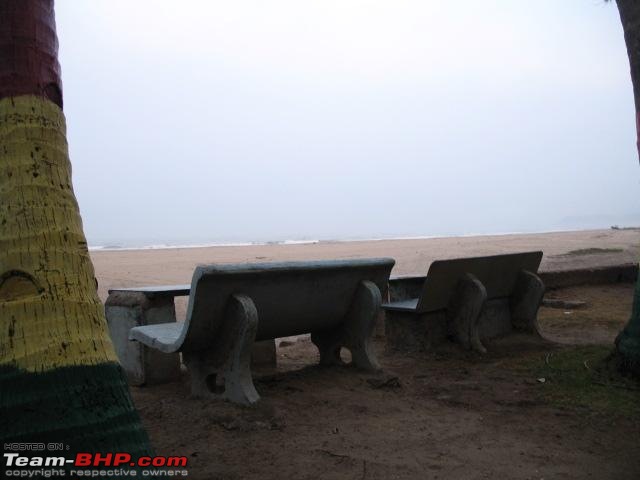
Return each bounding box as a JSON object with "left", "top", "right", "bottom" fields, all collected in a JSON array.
[
  {"left": 614, "top": 0, "right": 640, "bottom": 375},
  {"left": 0, "top": 0, "right": 153, "bottom": 456}
]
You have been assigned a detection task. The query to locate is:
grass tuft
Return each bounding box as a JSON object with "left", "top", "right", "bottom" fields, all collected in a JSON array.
[{"left": 517, "top": 345, "right": 640, "bottom": 419}]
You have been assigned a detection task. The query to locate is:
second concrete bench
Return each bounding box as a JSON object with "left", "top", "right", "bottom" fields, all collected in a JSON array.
[{"left": 382, "top": 251, "right": 544, "bottom": 353}]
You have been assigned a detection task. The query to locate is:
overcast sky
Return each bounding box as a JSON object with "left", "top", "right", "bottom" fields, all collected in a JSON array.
[{"left": 55, "top": 0, "right": 640, "bottom": 247}]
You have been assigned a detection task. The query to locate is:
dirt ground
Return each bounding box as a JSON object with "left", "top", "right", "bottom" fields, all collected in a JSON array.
[{"left": 132, "top": 283, "right": 640, "bottom": 480}]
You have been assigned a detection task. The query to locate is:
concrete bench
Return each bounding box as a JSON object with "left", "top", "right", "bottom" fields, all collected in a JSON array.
[
  {"left": 105, "top": 285, "right": 277, "bottom": 387},
  {"left": 121, "top": 258, "right": 395, "bottom": 405},
  {"left": 382, "top": 251, "right": 544, "bottom": 353}
]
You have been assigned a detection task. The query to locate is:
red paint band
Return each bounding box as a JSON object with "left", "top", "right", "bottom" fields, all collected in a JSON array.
[{"left": 0, "top": 0, "right": 62, "bottom": 108}]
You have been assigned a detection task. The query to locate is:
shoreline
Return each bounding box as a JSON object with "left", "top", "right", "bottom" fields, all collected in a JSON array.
[
  {"left": 88, "top": 227, "right": 640, "bottom": 252},
  {"left": 91, "top": 228, "right": 640, "bottom": 305}
]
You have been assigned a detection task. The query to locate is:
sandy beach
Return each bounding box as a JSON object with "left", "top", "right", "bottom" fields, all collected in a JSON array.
[
  {"left": 91, "top": 228, "right": 640, "bottom": 478},
  {"left": 92, "top": 228, "right": 640, "bottom": 303}
]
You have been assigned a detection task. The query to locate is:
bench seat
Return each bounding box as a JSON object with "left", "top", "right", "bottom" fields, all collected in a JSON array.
[
  {"left": 130, "top": 322, "right": 183, "bottom": 353},
  {"left": 382, "top": 298, "right": 419, "bottom": 312}
]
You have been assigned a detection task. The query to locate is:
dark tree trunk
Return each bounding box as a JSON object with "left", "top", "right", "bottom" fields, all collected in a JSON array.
[{"left": 614, "top": 0, "right": 640, "bottom": 375}]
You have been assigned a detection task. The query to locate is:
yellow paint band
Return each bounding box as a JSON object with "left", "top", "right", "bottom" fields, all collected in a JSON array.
[{"left": 0, "top": 95, "right": 118, "bottom": 371}]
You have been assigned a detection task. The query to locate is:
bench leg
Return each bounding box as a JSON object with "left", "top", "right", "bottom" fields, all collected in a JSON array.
[
  {"left": 182, "top": 294, "right": 260, "bottom": 406},
  {"left": 222, "top": 294, "right": 260, "bottom": 406},
  {"left": 510, "top": 270, "right": 545, "bottom": 335},
  {"left": 447, "top": 273, "right": 487, "bottom": 353},
  {"left": 310, "top": 331, "right": 342, "bottom": 366},
  {"left": 311, "top": 280, "right": 382, "bottom": 372}
]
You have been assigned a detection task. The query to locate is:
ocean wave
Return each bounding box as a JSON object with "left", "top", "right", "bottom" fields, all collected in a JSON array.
[
  {"left": 88, "top": 239, "right": 318, "bottom": 251},
  {"left": 87, "top": 228, "right": 609, "bottom": 252}
]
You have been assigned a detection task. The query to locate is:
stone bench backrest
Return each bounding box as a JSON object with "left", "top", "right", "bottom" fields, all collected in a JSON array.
[
  {"left": 178, "top": 258, "right": 395, "bottom": 351},
  {"left": 416, "top": 251, "right": 543, "bottom": 313}
]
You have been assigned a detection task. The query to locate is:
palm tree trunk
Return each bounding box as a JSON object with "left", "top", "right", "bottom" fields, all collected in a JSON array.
[
  {"left": 0, "top": 0, "right": 153, "bottom": 455},
  {"left": 614, "top": 0, "right": 640, "bottom": 375}
]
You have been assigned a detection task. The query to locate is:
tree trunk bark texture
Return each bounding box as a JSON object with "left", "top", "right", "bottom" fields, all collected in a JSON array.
[{"left": 0, "top": 0, "right": 153, "bottom": 455}]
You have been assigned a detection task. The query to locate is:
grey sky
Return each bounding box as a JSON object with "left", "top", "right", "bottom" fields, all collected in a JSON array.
[{"left": 55, "top": 0, "right": 640, "bottom": 247}]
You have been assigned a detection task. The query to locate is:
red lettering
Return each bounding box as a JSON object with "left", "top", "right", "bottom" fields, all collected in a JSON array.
[
  {"left": 75, "top": 453, "right": 92, "bottom": 467},
  {"left": 93, "top": 453, "right": 112, "bottom": 466},
  {"left": 113, "top": 453, "right": 131, "bottom": 466}
]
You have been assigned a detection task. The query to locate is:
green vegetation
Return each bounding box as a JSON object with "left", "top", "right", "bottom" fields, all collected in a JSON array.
[{"left": 519, "top": 346, "right": 640, "bottom": 419}]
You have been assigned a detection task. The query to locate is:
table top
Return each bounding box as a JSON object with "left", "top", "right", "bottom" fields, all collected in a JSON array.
[{"left": 108, "top": 284, "right": 191, "bottom": 297}]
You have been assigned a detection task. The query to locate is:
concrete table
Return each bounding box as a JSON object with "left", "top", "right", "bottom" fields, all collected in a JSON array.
[{"left": 105, "top": 284, "right": 276, "bottom": 386}]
